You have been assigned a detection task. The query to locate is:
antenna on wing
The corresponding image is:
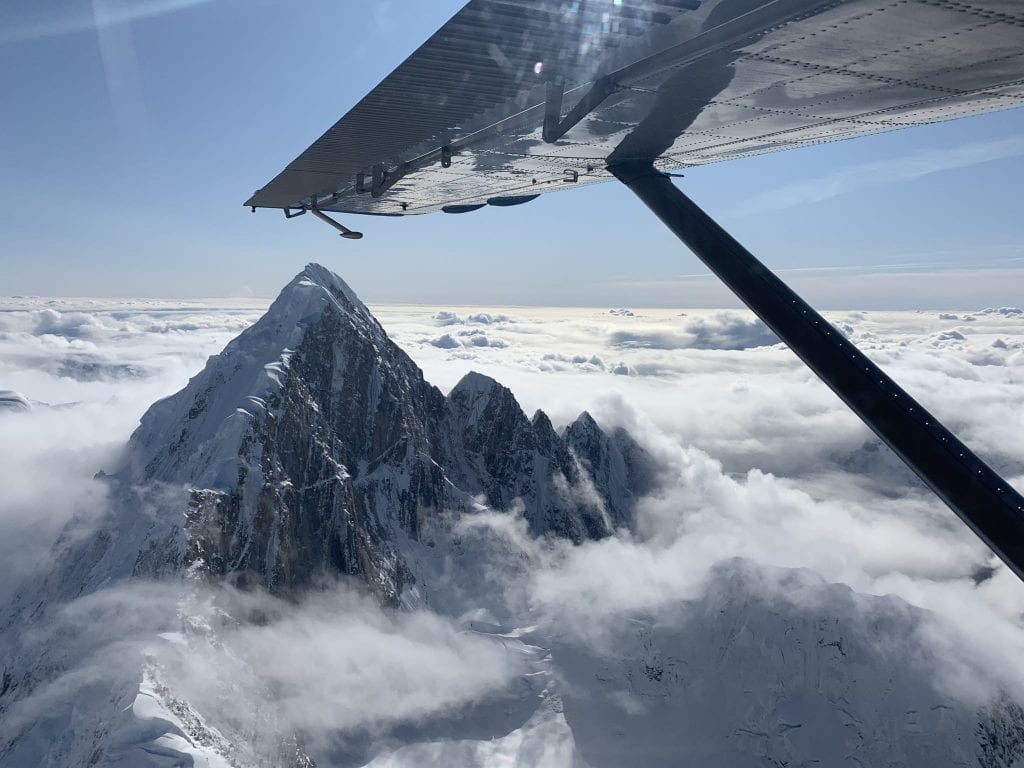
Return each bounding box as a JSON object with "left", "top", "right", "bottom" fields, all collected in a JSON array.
[
  {"left": 280, "top": 205, "right": 363, "bottom": 239},
  {"left": 309, "top": 207, "right": 363, "bottom": 240}
]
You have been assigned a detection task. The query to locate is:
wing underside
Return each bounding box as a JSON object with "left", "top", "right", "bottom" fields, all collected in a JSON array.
[{"left": 245, "top": 0, "right": 1024, "bottom": 216}]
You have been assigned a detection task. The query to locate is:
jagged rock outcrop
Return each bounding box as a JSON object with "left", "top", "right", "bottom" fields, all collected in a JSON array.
[
  {"left": 447, "top": 373, "right": 607, "bottom": 540},
  {"left": 122, "top": 264, "right": 649, "bottom": 601}
]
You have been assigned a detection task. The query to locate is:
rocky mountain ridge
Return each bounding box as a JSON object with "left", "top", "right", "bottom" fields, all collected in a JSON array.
[{"left": 121, "top": 263, "right": 651, "bottom": 601}]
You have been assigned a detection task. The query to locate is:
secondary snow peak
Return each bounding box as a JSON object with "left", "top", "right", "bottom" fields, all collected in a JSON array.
[
  {"left": 290, "top": 262, "right": 373, "bottom": 322},
  {"left": 448, "top": 370, "right": 502, "bottom": 397}
]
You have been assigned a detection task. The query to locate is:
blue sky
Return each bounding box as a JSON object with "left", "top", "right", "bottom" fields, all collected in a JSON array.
[{"left": 1, "top": 0, "right": 1022, "bottom": 308}]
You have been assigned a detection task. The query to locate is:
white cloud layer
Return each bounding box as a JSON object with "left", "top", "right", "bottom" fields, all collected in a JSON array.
[
  {"left": 375, "top": 301, "right": 1024, "bottom": 709},
  {"left": 2, "top": 294, "right": 1024, "bottom": 764},
  {"left": 1, "top": 580, "right": 526, "bottom": 765}
]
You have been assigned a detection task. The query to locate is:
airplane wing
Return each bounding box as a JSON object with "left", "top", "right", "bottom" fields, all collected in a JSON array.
[{"left": 245, "top": 0, "right": 1024, "bottom": 216}]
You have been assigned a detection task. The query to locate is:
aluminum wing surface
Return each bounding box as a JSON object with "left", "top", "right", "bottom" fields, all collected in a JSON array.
[{"left": 245, "top": 0, "right": 1024, "bottom": 216}]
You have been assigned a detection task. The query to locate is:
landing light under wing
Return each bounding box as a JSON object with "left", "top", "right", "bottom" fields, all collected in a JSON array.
[{"left": 245, "top": 0, "right": 1024, "bottom": 217}]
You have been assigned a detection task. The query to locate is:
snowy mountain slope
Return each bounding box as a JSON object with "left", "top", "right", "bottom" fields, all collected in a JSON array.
[
  {"left": 359, "top": 536, "right": 1024, "bottom": 768},
  {"left": 550, "top": 561, "right": 985, "bottom": 768},
  {"left": 387, "top": 506, "right": 1024, "bottom": 768}
]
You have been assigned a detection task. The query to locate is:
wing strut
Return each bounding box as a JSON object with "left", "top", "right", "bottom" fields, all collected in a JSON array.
[{"left": 609, "top": 161, "right": 1024, "bottom": 580}]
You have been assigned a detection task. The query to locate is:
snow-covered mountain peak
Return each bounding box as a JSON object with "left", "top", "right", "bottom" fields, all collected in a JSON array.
[
  {"left": 296, "top": 261, "right": 359, "bottom": 298},
  {"left": 567, "top": 410, "right": 599, "bottom": 434},
  {"left": 122, "top": 263, "right": 389, "bottom": 487},
  {"left": 287, "top": 262, "right": 374, "bottom": 325},
  {"left": 446, "top": 371, "right": 514, "bottom": 426},
  {"left": 261, "top": 261, "right": 382, "bottom": 350}
]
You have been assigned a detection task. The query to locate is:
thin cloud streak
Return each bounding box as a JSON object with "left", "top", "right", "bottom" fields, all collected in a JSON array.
[
  {"left": 732, "top": 136, "right": 1024, "bottom": 216},
  {"left": 600, "top": 265, "right": 1024, "bottom": 310},
  {"left": 93, "top": 0, "right": 149, "bottom": 138},
  {"left": 0, "top": 0, "right": 214, "bottom": 44}
]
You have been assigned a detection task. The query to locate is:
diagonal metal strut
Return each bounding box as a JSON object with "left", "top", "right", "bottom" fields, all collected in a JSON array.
[{"left": 609, "top": 161, "right": 1024, "bottom": 581}]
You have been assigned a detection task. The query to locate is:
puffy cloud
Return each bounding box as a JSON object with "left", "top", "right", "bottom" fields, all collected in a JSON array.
[
  {"left": 459, "top": 330, "right": 507, "bottom": 348},
  {"left": 426, "top": 331, "right": 509, "bottom": 349},
  {"left": 30, "top": 308, "right": 112, "bottom": 339},
  {"left": 610, "top": 313, "right": 778, "bottom": 351},
  {"left": 432, "top": 310, "right": 461, "bottom": 326},
  {"left": 429, "top": 333, "right": 461, "bottom": 349},
  {"left": 541, "top": 353, "right": 607, "bottom": 373},
  {"left": 467, "top": 335, "right": 505, "bottom": 348},
  {"left": 466, "top": 312, "right": 511, "bottom": 325},
  {"left": 980, "top": 307, "right": 1024, "bottom": 317}
]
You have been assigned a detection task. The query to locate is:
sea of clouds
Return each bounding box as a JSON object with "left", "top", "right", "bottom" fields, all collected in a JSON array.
[
  {"left": 379, "top": 302, "right": 1024, "bottom": 701},
  {"left": 2, "top": 293, "right": 1024, "bottom": 762}
]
